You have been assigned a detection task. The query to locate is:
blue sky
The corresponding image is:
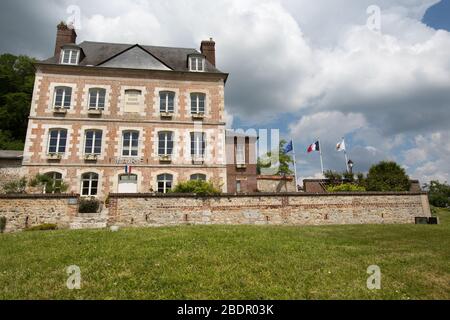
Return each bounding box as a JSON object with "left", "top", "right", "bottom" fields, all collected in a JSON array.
[{"left": 0, "top": 0, "right": 449, "bottom": 184}]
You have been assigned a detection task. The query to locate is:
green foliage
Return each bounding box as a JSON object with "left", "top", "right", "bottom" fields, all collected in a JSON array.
[
  {"left": 25, "top": 224, "right": 57, "bottom": 232},
  {"left": 0, "top": 54, "right": 36, "bottom": 150},
  {"left": 29, "top": 174, "right": 68, "bottom": 194},
  {"left": 366, "top": 161, "right": 411, "bottom": 192},
  {"left": 258, "top": 139, "right": 294, "bottom": 175},
  {"left": 78, "top": 198, "right": 101, "bottom": 213},
  {"left": 326, "top": 183, "right": 367, "bottom": 193},
  {"left": 324, "top": 170, "right": 343, "bottom": 184},
  {"left": 425, "top": 181, "right": 450, "bottom": 208},
  {"left": 3, "top": 177, "right": 27, "bottom": 194},
  {"left": 171, "top": 180, "right": 221, "bottom": 196},
  {"left": 0, "top": 217, "right": 6, "bottom": 233}
]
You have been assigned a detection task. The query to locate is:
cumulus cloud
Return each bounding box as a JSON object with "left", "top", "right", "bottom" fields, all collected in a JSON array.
[{"left": 0, "top": 0, "right": 448, "bottom": 182}]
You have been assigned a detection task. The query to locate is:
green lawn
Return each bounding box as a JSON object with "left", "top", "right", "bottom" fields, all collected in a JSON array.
[{"left": 0, "top": 208, "right": 449, "bottom": 300}]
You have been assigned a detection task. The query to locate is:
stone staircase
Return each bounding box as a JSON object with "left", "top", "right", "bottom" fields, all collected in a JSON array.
[{"left": 70, "top": 208, "right": 109, "bottom": 230}]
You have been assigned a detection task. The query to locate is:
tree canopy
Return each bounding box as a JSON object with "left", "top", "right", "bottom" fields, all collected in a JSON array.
[
  {"left": 365, "top": 161, "right": 411, "bottom": 192},
  {"left": 0, "top": 54, "right": 36, "bottom": 150},
  {"left": 257, "top": 139, "right": 294, "bottom": 176}
]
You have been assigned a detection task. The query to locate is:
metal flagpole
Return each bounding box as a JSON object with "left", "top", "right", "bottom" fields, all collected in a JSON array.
[
  {"left": 291, "top": 139, "right": 298, "bottom": 192},
  {"left": 344, "top": 149, "right": 349, "bottom": 173},
  {"left": 318, "top": 138, "right": 324, "bottom": 176}
]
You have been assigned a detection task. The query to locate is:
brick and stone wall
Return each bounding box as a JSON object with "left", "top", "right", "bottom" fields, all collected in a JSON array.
[
  {"left": 257, "top": 176, "right": 297, "bottom": 193},
  {"left": 0, "top": 194, "right": 79, "bottom": 233},
  {"left": 108, "top": 192, "right": 431, "bottom": 228}
]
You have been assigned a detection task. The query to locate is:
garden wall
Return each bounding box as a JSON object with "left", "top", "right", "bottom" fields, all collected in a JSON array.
[
  {"left": 0, "top": 194, "right": 79, "bottom": 233},
  {"left": 107, "top": 192, "right": 431, "bottom": 227}
]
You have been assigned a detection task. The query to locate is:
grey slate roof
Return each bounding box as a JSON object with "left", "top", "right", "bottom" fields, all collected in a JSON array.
[
  {"left": 0, "top": 150, "right": 23, "bottom": 159},
  {"left": 41, "top": 41, "right": 224, "bottom": 73}
]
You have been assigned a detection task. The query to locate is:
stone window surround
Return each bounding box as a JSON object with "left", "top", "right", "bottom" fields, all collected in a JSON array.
[
  {"left": 184, "top": 89, "right": 211, "bottom": 119},
  {"left": 153, "top": 87, "right": 180, "bottom": 118},
  {"left": 117, "top": 85, "right": 147, "bottom": 116},
  {"left": 152, "top": 128, "right": 181, "bottom": 161},
  {"left": 40, "top": 124, "right": 74, "bottom": 160},
  {"left": 77, "top": 125, "right": 109, "bottom": 161},
  {"left": 46, "top": 83, "right": 77, "bottom": 114},
  {"left": 81, "top": 84, "right": 112, "bottom": 115},
  {"left": 184, "top": 128, "right": 216, "bottom": 164},
  {"left": 76, "top": 168, "right": 104, "bottom": 198},
  {"left": 114, "top": 127, "right": 146, "bottom": 159},
  {"left": 111, "top": 168, "right": 143, "bottom": 194},
  {"left": 151, "top": 169, "right": 179, "bottom": 193}
]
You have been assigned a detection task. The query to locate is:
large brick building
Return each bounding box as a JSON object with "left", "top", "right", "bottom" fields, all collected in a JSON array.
[{"left": 22, "top": 23, "right": 229, "bottom": 198}]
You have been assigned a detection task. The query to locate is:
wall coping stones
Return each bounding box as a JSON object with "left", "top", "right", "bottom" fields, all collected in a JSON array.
[{"left": 0, "top": 193, "right": 80, "bottom": 199}]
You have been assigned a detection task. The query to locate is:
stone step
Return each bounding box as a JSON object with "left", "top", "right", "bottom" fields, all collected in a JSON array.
[{"left": 70, "top": 221, "right": 107, "bottom": 230}]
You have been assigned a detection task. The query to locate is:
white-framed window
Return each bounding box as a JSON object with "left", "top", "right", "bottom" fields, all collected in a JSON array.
[
  {"left": 124, "top": 89, "right": 142, "bottom": 113},
  {"left": 190, "top": 174, "right": 206, "bottom": 181},
  {"left": 60, "top": 49, "right": 80, "bottom": 65},
  {"left": 84, "top": 130, "right": 102, "bottom": 155},
  {"left": 159, "top": 91, "right": 175, "bottom": 113},
  {"left": 191, "top": 132, "right": 206, "bottom": 157},
  {"left": 122, "top": 131, "right": 139, "bottom": 157},
  {"left": 48, "top": 129, "right": 67, "bottom": 154},
  {"left": 236, "top": 141, "right": 245, "bottom": 165},
  {"left": 190, "top": 93, "right": 206, "bottom": 114},
  {"left": 236, "top": 181, "right": 242, "bottom": 193},
  {"left": 158, "top": 131, "right": 174, "bottom": 156},
  {"left": 81, "top": 172, "right": 99, "bottom": 196},
  {"left": 189, "top": 56, "right": 204, "bottom": 72},
  {"left": 88, "top": 88, "right": 106, "bottom": 110},
  {"left": 53, "top": 86, "right": 72, "bottom": 109},
  {"left": 157, "top": 174, "right": 173, "bottom": 194},
  {"left": 44, "top": 172, "right": 63, "bottom": 194}
]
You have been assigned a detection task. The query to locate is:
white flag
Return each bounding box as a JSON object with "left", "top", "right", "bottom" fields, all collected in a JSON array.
[{"left": 336, "top": 139, "right": 346, "bottom": 152}]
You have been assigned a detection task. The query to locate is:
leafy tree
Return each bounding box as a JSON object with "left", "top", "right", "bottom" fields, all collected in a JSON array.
[
  {"left": 0, "top": 54, "right": 36, "bottom": 150},
  {"left": 424, "top": 181, "right": 450, "bottom": 208},
  {"left": 324, "top": 170, "right": 343, "bottom": 184},
  {"left": 257, "top": 139, "right": 294, "bottom": 175},
  {"left": 29, "top": 174, "right": 69, "bottom": 194},
  {"left": 365, "top": 161, "right": 411, "bottom": 192},
  {"left": 171, "top": 180, "right": 221, "bottom": 196}
]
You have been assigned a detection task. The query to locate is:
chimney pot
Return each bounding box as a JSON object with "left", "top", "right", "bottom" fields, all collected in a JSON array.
[{"left": 201, "top": 38, "right": 216, "bottom": 67}]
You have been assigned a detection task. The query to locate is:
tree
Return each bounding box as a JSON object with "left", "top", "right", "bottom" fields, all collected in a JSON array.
[
  {"left": 257, "top": 139, "right": 294, "bottom": 176},
  {"left": 365, "top": 161, "right": 411, "bottom": 192},
  {"left": 424, "top": 181, "right": 450, "bottom": 208},
  {"left": 0, "top": 54, "right": 36, "bottom": 150}
]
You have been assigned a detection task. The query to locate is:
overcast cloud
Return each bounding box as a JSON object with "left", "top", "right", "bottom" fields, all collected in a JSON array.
[{"left": 0, "top": 0, "right": 449, "bottom": 184}]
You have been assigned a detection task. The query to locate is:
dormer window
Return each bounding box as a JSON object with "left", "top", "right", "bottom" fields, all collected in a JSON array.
[
  {"left": 60, "top": 49, "right": 80, "bottom": 65},
  {"left": 189, "top": 56, "right": 205, "bottom": 72}
]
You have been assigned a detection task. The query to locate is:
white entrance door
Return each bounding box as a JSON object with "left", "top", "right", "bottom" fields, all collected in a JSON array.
[{"left": 118, "top": 174, "right": 138, "bottom": 193}]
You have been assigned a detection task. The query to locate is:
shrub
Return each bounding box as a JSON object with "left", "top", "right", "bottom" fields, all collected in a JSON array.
[
  {"left": 25, "top": 224, "right": 58, "bottom": 232},
  {"left": 171, "top": 180, "right": 221, "bottom": 196},
  {"left": 78, "top": 198, "right": 100, "bottom": 213},
  {"left": 327, "top": 183, "right": 366, "bottom": 193},
  {"left": 365, "top": 161, "right": 411, "bottom": 192},
  {"left": 3, "top": 177, "right": 27, "bottom": 194},
  {"left": 29, "top": 174, "right": 69, "bottom": 194},
  {"left": 324, "top": 170, "right": 342, "bottom": 184},
  {"left": 0, "top": 217, "right": 6, "bottom": 233}
]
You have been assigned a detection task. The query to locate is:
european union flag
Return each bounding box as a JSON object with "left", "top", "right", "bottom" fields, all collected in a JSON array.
[{"left": 283, "top": 140, "right": 293, "bottom": 154}]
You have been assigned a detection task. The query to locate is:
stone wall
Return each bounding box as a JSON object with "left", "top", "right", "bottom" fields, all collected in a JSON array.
[
  {"left": 257, "top": 176, "right": 297, "bottom": 193},
  {"left": 0, "top": 194, "right": 79, "bottom": 233},
  {"left": 0, "top": 167, "right": 26, "bottom": 194},
  {"left": 108, "top": 192, "right": 431, "bottom": 228}
]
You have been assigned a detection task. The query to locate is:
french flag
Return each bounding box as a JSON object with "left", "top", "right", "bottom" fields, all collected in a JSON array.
[
  {"left": 125, "top": 165, "right": 132, "bottom": 174},
  {"left": 307, "top": 141, "right": 320, "bottom": 153}
]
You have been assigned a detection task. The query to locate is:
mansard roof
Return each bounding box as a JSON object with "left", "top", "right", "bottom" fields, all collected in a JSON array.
[{"left": 41, "top": 41, "right": 224, "bottom": 73}]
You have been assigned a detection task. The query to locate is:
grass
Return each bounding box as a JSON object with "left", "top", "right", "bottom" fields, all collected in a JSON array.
[{"left": 0, "top": 208, "right": 449, "bottom": 300}]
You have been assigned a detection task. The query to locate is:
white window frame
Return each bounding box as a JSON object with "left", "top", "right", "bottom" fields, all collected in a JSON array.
[
  {"left": 158, "top": 131, "right": 174, "bottom": 156},
  {"left": 88, "top": 88, "right": 106, "bottom": 110},
  {"left": 190, "top": 174, "right": 206, "bottom": 181},
  {"left": 84, "top": 130, "right": 103, "bottom": 155},
  {"left": 191, "top": 132, "right": 206, "bottom": 157},
  {"left": 157, "top": 174, "right": 173, "bottom": 194},
  {"left": 190, "top": 93, "right": 206, "bottom": 114},
  {"left": 60, "top": 49, "right": 80, "bottom": 65},
  {"left": 53, "top": 86, "right": 72, "bottom": 109},
  {"left": 236, "top": 142, "right": 246, "bottom": 165},
  {"left": 122, "top": 131, "right": 140, "bottom": 157},
  {"left": 189, "top": 56, "right": 205, "bottom": 72},
  {"left": 81, "top": 172, "right": 99, "bottom": 197},
  {"left": 48, "top": 129, "right": 68, "bottom": 154},
  {"left": 159, "top": 91, "right": 175, "bottom": 113}
]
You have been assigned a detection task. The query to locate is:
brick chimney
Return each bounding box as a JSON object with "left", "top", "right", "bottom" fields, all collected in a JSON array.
[
  {"left": 201, "top": 38, "right": 216, "bottom": 67},
  {"left": 54, "top": 22, "right": 77, "bottom": 58}
]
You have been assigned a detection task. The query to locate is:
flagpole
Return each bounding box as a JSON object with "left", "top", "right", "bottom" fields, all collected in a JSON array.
[
  {"left": 344, "top": 149, "right": 349, "bottom": 173},
  {"left": 318, "top": 138, "right": 324, "bottom": 176},
  {"left": 291, "top": 139, "right": 298, "bottom": 192}
]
